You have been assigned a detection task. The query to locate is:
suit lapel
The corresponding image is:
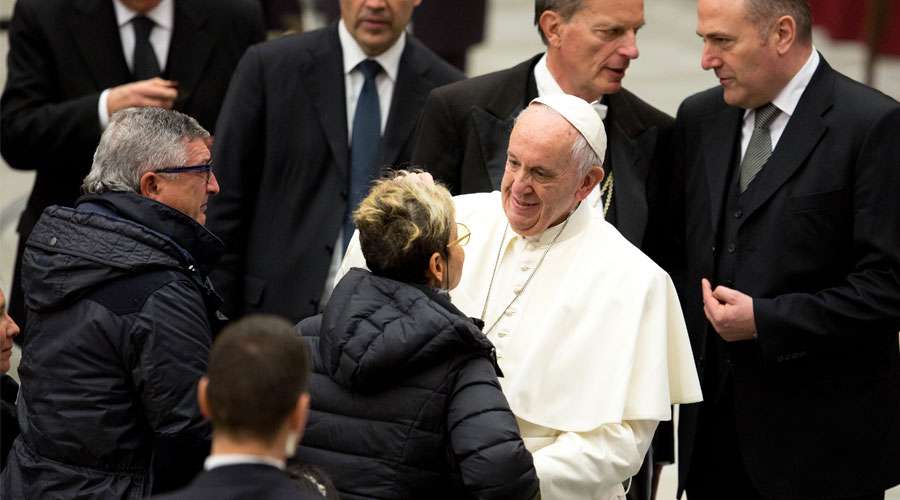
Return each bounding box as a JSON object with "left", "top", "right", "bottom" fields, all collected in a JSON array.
[
  {"left": 167, "top": 0, "right": 215, "bottom": 112},
  {"left": 739, "top": 60, "right": 833, "bottom": 222},
  {"left": 470, "top": 56, "right": 540, "bottom": 189},
  {"left": 68, "top": 0, "right": 131, "bottom": 89},
  {"left": 302, "top": 27, "right": 350, "bottom": 182},
  {"left": 703, "top": 106, "right": 743, "bottom": 238},
  {"left": 382, "top": 39, "right": 429, "bottom": 167},
  {"left": 605, "top": 92, "right": 653, "bottom": 246}
]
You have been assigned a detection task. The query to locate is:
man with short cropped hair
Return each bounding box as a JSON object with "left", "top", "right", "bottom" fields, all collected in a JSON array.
[
  {"left": 152, "top": 315, "right": 322, "bottom": 500},
  {"left": 2, "top": 108, "right": 224, "bottom": 499},
  {"left": 670, "top": 0, "right": 900, "bottom": 498}
]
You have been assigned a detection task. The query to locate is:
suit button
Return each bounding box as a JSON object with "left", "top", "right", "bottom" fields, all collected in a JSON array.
[
  {"left": 711, "top": 245, "right": 716, "bottom": 253},
  {"left": 340, "top": 190, "right": 348, "bottom": 199},
  {"left": 727, "top": 243, "right": 736, "bottom": 253},
  {"left": 723, "top": 279, "right": 734, "bottom": 287},
  {"left": 325, "top": 244, "right": 334, "bottom": 253},
  {"left": 734, "top": 209, "right": 743, "bottom": 219}
]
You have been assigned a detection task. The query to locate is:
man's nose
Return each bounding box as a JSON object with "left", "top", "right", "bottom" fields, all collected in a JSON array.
[
  {"left": 208, "top": 172, "right": 221, "bottom": 195},
  {"left": 620, "top": 30, "right": 639, "bottom": 60},
  {"left": 701, "top": 45, "right": 720, "bottom": 70}
]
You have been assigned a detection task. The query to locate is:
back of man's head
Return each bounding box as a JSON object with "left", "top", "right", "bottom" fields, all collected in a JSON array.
[
  {"left": 203, "top": 315, "right": 311, "bottom": 447},
  {"left": 82, "top": 107, "right": 210, "bottom": 195}
]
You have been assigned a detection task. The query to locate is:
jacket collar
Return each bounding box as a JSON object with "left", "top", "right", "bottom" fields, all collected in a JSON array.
[{"left": 76, "top": 191, "right": 224, "bottom": 273}]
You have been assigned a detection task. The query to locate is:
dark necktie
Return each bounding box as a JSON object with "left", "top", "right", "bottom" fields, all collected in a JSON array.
[
  {"left": 739, "top": 103, "right": 780, "bottom": 192},
  {"left": 132, "top": 16, "right": 161, "bottom": 80},
  {"left": 344, "top": 59, "right": 382, "bottom": 250}
]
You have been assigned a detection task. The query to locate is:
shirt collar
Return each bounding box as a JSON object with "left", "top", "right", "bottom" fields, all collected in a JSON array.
[
  {"left": 338, "top": 18, "right": 405, "bottom": 82},
  {"left": 204, "top": 454, "right": 286, "bottom": 471},
  {"left": 744, "top": 48, "right": 819, "bottom": 119},
  {"left": 514, "top": 198, "right": 592, "bottom": 246},
  {"left": 534, "top": 53, "right": 608, "bottom": 120},
  {"left": 113, "top": 0, "right": 174, "bottom": 30}
]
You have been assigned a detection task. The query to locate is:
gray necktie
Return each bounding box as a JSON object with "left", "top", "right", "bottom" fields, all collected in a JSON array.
[{"left": 739, "top": 103, "right": 780, "bottom": 192}]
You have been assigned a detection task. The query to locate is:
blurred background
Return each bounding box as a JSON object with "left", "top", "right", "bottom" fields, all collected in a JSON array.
[{"left": 1, "top": 1, "right": 898, "bottom": 497}]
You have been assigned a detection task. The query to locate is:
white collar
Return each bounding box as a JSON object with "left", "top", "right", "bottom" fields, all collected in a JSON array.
[
  {"left": 745, "top": 48, "right": 819, "bottom": 119},
  {"left": 204, "top": 453, "right": 286, "bottom": 471},
  {"left": 113, "top": 0, "right": 174, "bottom": 30},
  {"left": 516, "top": 198, "right": 591, "bottom": 246},
  {"left": 534, "top": 53, "right": 608, "bottom": 120},
  {"left": 338, "top": 18, "right": 405, "bottom": 82}
]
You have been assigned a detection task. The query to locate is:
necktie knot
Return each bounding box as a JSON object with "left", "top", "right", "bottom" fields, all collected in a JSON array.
[
  {"left": 754, "top": 103, "right": 780, "bottom": 130},
  {"left": 132, "top": 16, "right": 155, "bottom": 39},
  {"left": 356, "top": 59, "right": 381, "bottom": 81}
]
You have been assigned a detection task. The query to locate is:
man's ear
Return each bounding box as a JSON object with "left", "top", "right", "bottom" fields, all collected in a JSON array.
[
  {"left": 539, "top": 10, "right": 564, "bottom": 47},
  {"left": 576, "top": 166, "right": 605, "bottom": 202},
  {"left": 773, "top": 15, "right": 797, "bottom": 55},
  {"left": 197, "top": 376, "right": 211, "bottom": 419},
  {"left": 426, "top": 251, "right": 444, "bottom": 287},
  {"left": 139, "top": 171, "right": 163, "bottom": 200},
  {"left": 290, "top": 393, "right": 311, "bottom": 440}
]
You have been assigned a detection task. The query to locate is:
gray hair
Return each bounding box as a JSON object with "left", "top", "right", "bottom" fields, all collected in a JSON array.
[
  {"left": 745, "top": 0, "right": 812, "bottom": 42},
  {"left": 570, "top": 132, "right": 602, "bottom": 177},
  {"left": 534, "top": 0, "right": 583, "bottom": 45},
  {"left": 82, "top": 107, "right": 210, "bottom": 195},
  {"left": 512, "top": 107, "right": 602, "bottom": 177}
]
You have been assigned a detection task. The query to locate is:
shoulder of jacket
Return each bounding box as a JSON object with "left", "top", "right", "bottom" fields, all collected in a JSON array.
[{"left": 85, "top": 269, "right": 192, "bottom": 316}]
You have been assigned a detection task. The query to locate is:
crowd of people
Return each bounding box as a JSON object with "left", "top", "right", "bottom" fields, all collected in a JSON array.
[{"left": 1, "top": 0, "right": 899, "bottom": 499}]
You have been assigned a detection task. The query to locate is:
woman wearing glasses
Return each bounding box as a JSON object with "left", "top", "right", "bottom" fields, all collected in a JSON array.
[{"left": 294, "top": 172, "right": 539, "bottom": 500}]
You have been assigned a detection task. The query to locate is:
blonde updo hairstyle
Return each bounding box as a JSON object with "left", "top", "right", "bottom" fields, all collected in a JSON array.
[{"left": 353, "top": 171, "right": 455, "bottom": 284}]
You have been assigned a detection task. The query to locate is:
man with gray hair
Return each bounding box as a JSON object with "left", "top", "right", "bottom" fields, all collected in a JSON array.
[
  {"left": 2, "top": 107, "right": 224, "bottom": 499},
  {"left": 342, "top": 94, "right": 702, "bottom": 500}
]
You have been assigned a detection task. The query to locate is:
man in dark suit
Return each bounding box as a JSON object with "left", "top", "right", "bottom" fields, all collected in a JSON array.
[
  {"left": 206, "top": 0, "right": 464, "bottom": 322},
  {"left": 412, "top": 1, "right": 673, "bottom": 498},
  {"left": 151, "top": 315, "right": 324, "bottom": 500},
  {"left": 0, "top": 0, "right": 265, "bottom": 332},
  {"left": 671, "top": 0, "right": 900, "bottom": 498}
]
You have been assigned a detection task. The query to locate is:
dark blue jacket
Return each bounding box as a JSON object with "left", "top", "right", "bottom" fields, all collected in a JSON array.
[{"left": 295, "top": 268, "right": 538, "bottom": 500}]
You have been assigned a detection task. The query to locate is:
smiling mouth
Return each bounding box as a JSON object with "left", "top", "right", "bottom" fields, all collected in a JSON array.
[{"left": 511, "top": 197, "right": 539, "bottom": 210}]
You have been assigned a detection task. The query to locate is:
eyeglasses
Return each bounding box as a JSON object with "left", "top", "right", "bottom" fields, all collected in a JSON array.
[
  {"left": 153, "top": 163, "right": 214, "bottom": 183},
  {"left": 448, "top": 222, "right": 471, "bottom": 248}
]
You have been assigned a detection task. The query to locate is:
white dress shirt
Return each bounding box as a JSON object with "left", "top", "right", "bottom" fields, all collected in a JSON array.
[
  {"left": 740, "top": 48, "right": 820, "bottom": 161},
  {"left": 338, "top": 192, "right": 703, "bottom": 499},
  {"left": 204, "top": 453, "right": 286, "bottom": 470},
  {"left": 338, "top": 19, "right": 405, "bottom": 140},
  {"left": 534, "top": 53, "right": 608, "bottom": 120},
  {"left": 98, "top": 0, "right": 174, "bottom": 128}
]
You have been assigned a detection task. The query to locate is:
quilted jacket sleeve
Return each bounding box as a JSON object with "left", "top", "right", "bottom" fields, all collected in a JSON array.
[{"left": 447, "top": 355, "right": 539, "bottom": 500}]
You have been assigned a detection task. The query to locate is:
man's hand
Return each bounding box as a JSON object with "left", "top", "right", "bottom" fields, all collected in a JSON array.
[
  {"left": 107, "top": 78, "right": 178, "bottom": 116},
  {"left": 701, "top": 278, "right": 757, "bottom": 341}
]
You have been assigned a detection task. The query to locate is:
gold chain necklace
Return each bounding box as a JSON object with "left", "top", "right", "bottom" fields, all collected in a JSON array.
[
  {"left": 593, "top": 170, "right": 615, "bottom": 217},
  {"left": 480, "top": 216, "right": 572, "bottom": 335}
]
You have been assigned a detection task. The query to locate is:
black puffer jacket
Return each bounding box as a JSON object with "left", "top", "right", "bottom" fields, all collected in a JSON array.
[
  {"left": 295, "top": 268, "right": 538, "bottom": 500},
  {"left": 1, "top": 192, "right": 223, "bottom": 499}
]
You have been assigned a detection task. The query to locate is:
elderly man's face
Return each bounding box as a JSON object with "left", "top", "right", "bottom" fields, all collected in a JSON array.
[
  {"left": 501, "top": 106, "right": 599, "bottom": 237},
  {"left": 0, "top": 289, "right": 21, "bottom": 374},
  {"left": 340, "top": 0, "right": 421, "bottom": 57},
  {"left": 544, "top": 0, "right": 644, "bottom": 101},
  {"left": 697, "top": 0, "right": 782, "bottom": 108},
  {"left": 152, "top": 139, "right": 219, "bottom": 225}
]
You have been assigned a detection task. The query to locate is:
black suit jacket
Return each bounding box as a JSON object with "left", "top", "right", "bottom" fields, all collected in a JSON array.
[
  {"left": 412, "top": 54, "right": 672, "bottom": 250},
  {"left": 205, "top": 25, "right": 464, "bottom": 322},
  {"left": 151, "top": 463, "right": 322, "bottom": 500},
  {"left": 0, "top": 0, "right": 264, "bottom": 327},
  {"left": 671, "top": 57, "right": 900, "bottom": 497}
]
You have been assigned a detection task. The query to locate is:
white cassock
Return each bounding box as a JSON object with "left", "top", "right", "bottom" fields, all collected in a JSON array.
[{"left": 338, "top": 191, "right": 703, "bottom": 500}]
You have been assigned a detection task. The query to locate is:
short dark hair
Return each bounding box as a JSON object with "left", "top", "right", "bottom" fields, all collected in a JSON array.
[
  {"left": 745, "top": 0, "right": 812, "bottom": 42},
  {"left": 205, "top": 315, "right": 310, "bottom": 444},
  {"left": 534, "top": 0, "right": 583, "bottom": 44}
]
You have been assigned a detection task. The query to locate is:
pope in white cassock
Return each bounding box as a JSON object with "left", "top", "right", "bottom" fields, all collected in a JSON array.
[{"left": 338, "top": 93, "right": 702, "bottom": 500}]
